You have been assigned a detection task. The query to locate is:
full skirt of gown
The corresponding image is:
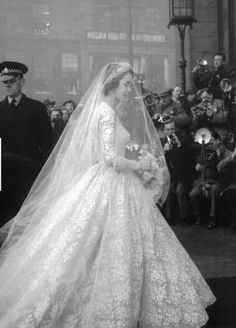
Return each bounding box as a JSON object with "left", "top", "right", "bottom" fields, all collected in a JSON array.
[{"left": 0, "top": 164, "right": 216, "bottom": 328}]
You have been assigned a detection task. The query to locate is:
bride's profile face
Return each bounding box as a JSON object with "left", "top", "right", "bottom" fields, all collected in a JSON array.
[{"left": 113, "top": 72, "right": 133, "bottom": 103}]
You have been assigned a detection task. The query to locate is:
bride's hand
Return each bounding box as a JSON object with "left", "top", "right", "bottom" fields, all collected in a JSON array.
[{"left": 139, "top": 156, "right": 151, "bottom": 171}]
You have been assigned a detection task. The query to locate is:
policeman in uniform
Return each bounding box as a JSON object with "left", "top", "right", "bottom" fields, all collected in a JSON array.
[{"left": 0, "top": 61, "right": 53, "bottom": 226}]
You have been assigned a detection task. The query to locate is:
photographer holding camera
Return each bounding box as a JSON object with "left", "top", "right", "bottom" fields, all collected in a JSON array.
[
  {"left": 191, "top": 88, "right": 228, "bottom": 142},
  {"left": 211, "top": 53, "right": 229, "bottom": 100},
  {"left": 192, "top": 53, "right": 229, "bottom": 100},
  {"left": 189, "top": 131, "right": 225, "bottom": 229},
  {"left": 153, "top": 87, "right": 192, "bottom": 145},
  {"left": 161, "top": 119, "right": 194, "bottom": 226}
]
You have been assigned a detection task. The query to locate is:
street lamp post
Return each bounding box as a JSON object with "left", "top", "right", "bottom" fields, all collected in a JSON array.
[
  {"left": 127, "top": 0, "right": 134, "bottom": 66},
  {"left": 168, "top": 0, "right": 197, "bottom": 94}
]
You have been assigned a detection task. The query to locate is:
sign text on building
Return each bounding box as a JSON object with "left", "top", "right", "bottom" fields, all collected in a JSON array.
[{"left": 87, "top": 31, "right": 166, "bottom": 43}]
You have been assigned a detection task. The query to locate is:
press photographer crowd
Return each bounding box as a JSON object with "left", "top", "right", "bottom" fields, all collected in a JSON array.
[
  {"left": 138, "top": 52, "right": 236, "bottom": 230},
  {"left": 0, "top": 53, "right": 236, "bottom": 234}
]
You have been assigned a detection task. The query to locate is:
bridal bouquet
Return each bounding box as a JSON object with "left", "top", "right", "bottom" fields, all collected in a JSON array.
[{"left": 138, "top": 144, "right": 166, "bottom": 203}]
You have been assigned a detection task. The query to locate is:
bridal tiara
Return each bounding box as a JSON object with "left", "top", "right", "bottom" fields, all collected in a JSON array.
[{"left": 104, "top": 62, "right": 132, "bottom": 84}]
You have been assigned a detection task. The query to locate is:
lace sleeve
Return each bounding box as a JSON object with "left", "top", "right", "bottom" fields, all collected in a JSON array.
[{"left": 98, "top": 106, "right": 141, "bottom": 171}]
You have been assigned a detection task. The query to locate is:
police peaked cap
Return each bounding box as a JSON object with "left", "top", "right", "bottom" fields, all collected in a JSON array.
[{"left": 0, "top": 61, "right": 28, "bottom": 81}]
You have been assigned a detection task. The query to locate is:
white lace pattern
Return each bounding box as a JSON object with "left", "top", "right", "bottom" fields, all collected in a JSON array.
[{"left": 0, "top": 103, "right": 215, "bottom": 327}]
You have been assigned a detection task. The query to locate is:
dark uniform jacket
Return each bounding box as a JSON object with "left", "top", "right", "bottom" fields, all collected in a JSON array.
[
  {"left": 0, "top": 94, "right": 53, "bottom": 172},
  {"left": 0, "top": 94, "right": 53, "bottom": 225}
]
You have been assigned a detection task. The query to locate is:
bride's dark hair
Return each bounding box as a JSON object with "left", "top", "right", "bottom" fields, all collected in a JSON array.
[{"left": 103, "top": 63, "right": 133, "bottom": 96}]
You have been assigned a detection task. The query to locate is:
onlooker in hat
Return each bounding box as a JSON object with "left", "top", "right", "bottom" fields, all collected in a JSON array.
[
  {"left": 50, "top": 107, "right": 64, "bottom": 147},
  {"left": 62, "top": 99, "right": 76, "bottom": 115},
  {"left": 61, "top": 107, "right": 70, "bottom": 126},
  {"left": 0, "top": 61, "right": 53, "bottom": 226},
  {"left": 43, "top": 98, "right": 56, "bottom": 116}
]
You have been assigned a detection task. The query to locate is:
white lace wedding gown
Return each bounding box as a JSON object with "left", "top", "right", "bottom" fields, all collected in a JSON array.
[{"left": 0, "top": 103, "right": 215, "bottom": 328}]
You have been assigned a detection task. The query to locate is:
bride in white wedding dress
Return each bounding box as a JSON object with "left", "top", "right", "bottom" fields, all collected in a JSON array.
[{"left": 0, "top": 62, "right": 215, "bottom": 327}]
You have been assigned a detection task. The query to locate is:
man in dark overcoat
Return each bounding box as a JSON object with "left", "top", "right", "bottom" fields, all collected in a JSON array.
[
  {"left": 160, "top": 119, "right": 194, "bottom": 226},
  {"left": 211, "top": 53, "right": 229, "bottom": 100},
  {"left": 0, "top": 61, "right": 53, "bottom": 226},
  {"left": 189, "top": 131, "right": 224, "bottom": 229}
]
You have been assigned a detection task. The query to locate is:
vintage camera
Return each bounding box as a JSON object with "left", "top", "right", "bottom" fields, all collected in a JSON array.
[
  {"left": 143, "top": 92, "right": 160, "bottom": 117},
  {"left": 155, "top": 113, "right": 171, "bottom": 123},
  {"left": 197, "top": 148, "right": 217, "bottom": 169},
  {"left": 152, "top": 113, "right": 171, "bottom": 130},
  {"left": 133, "top": 73, "right": 161, "bottom": 117},
  {"left": 203, "top": 148, "right": 218, "bottom": 166},
  {"left": 191, "top": 100, "right": 212, "bottom": 123},
  {"left": 192, "top": 59, "right": 214, "bottom": 90},
  {"left": 167, "top": 134, "right": 178, "bottom": 148},
  {"left": 143, "top": 92, "right": 160, "bottom": 108}
]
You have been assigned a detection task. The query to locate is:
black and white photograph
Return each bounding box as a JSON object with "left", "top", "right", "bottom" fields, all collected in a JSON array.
[{"left": 0, "top": 1, "right": 236, "bottom": 327}]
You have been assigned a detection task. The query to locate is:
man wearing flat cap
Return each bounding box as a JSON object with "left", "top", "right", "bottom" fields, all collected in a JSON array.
[
  {"left": 153, "top": 87, "right": 192, "bottom": 146},
  {"left": 0, "top": 61, "right": 53, "bottom": 227}
]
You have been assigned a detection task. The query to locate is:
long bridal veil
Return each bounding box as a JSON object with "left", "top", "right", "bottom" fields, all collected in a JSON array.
[{"left": 0, "top": 62, "right": 170, "bottom": 265}]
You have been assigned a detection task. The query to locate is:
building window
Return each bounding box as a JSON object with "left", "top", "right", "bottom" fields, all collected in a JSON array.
[
  {"left": 61, "top": 53, "right": 79, "bottom": 95},
  {"left": 34, "top": 52, "right": 53, "bottom": 95}
]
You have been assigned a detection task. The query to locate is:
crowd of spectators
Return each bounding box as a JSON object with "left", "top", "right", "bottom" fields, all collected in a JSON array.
[
  {"left": 146, "top": 53, "right": 236, "bottom": 230},
  {"left": 42, "top": 98, "right": 77, "bottom": 146}
]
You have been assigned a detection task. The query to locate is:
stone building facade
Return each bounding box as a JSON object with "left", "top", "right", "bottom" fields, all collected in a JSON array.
[{"left": 0, "top": 0, "right": 235, "bottom": 103}]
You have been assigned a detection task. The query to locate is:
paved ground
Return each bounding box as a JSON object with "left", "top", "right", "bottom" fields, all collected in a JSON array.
[
  {"left": 172, "top": 223, "right": 236, "bottom": 279},
  {"left": 171, "top": 222, "right": 236, "bottom": 326}
]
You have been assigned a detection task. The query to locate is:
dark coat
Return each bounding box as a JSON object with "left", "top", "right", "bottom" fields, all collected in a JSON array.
[
  {"left": 0, "top": 94, "right": 53, "bottom": 172},
  {"left": 0, "top": 94, "right": 53, "bottom": 225},
  {"left": 161, "top": 136, "right": 194, "bottom": 183},
  {"left": 211, "top": 65, "right": 229, "bottom": 99}
]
